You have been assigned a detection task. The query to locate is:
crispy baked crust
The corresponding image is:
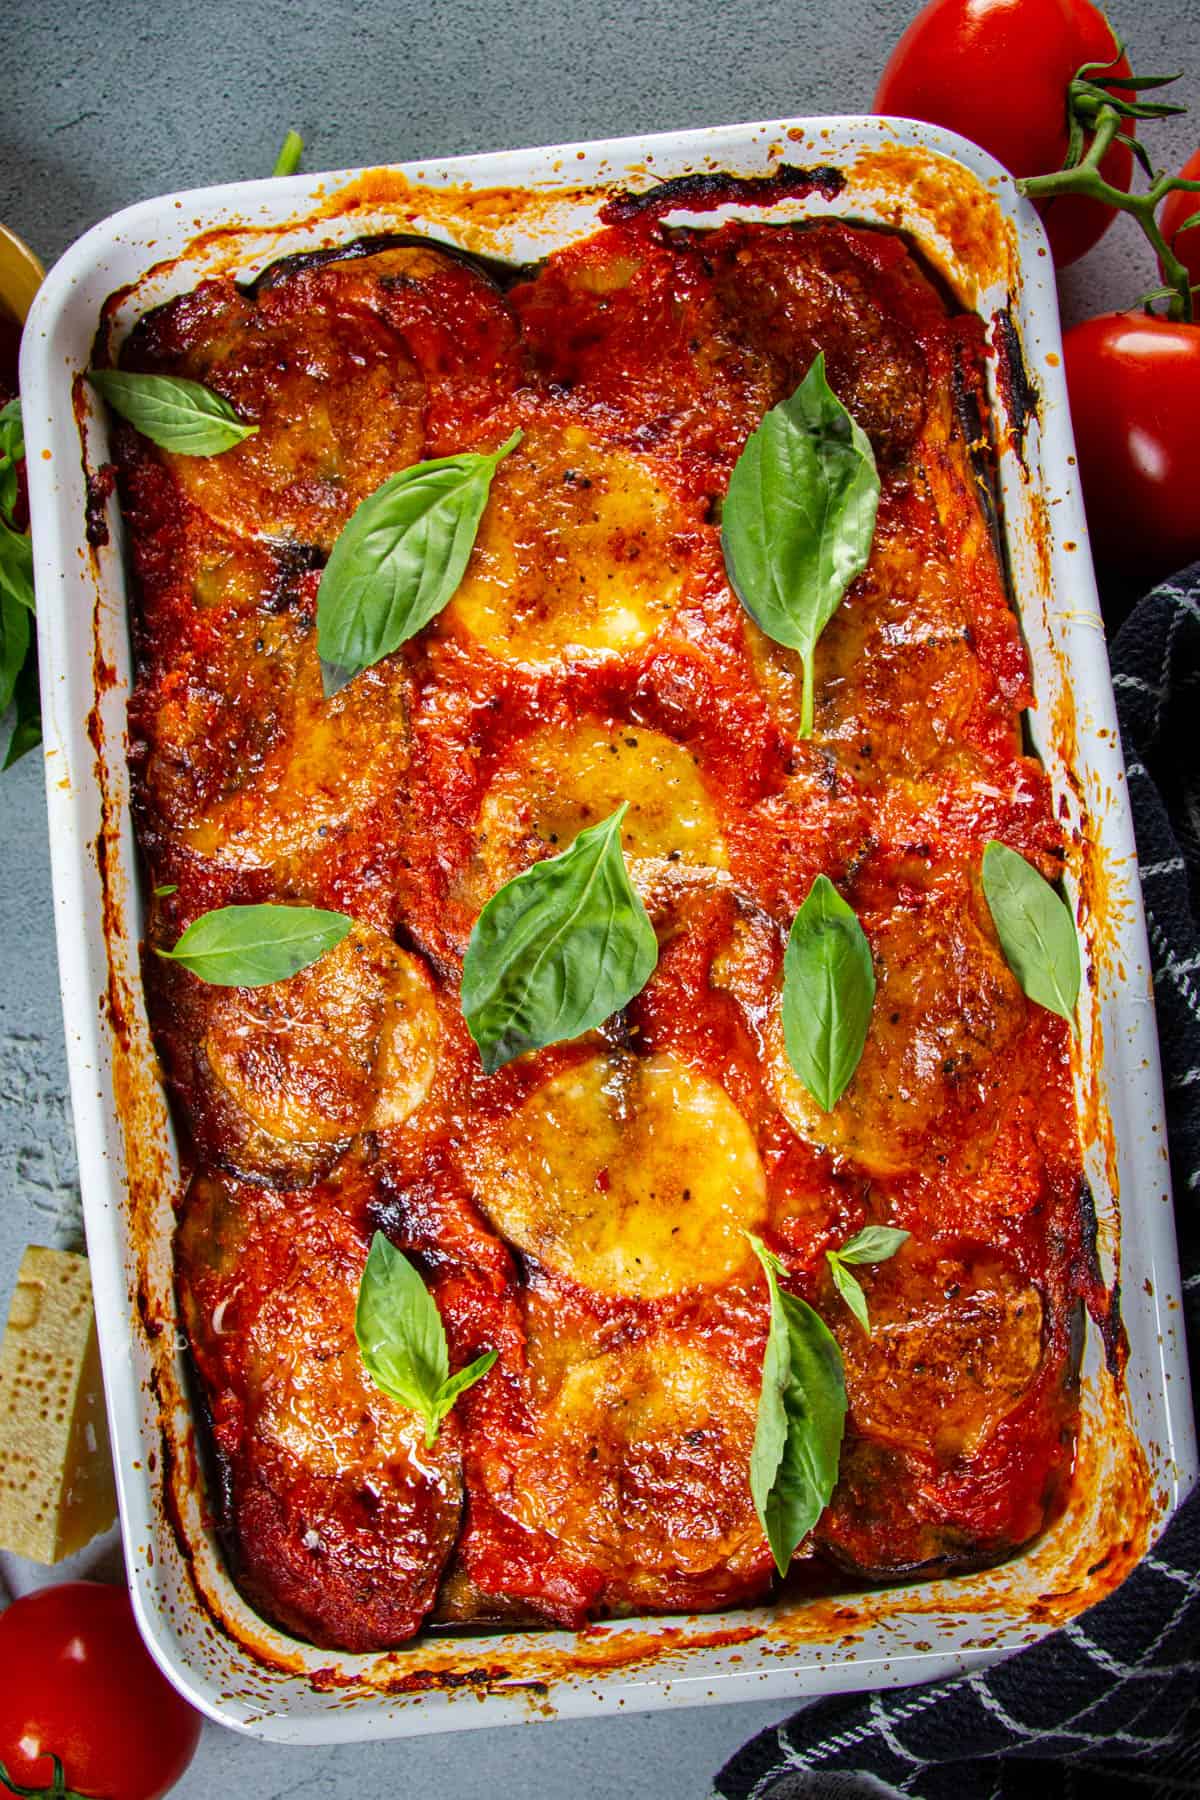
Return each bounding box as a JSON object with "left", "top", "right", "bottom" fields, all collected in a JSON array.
[{"left": 114, "top": 214, "right": 1091, "bottom": 1651}]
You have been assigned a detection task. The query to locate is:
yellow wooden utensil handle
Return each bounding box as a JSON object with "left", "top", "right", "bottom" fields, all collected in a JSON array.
[{"left": 0, "top": 221, "right": 45, "bottom": 326}]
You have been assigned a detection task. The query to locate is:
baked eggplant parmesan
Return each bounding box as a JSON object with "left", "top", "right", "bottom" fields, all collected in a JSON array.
[{"left": 105, "top": 193, "right": 1097, "bottom": 1651}]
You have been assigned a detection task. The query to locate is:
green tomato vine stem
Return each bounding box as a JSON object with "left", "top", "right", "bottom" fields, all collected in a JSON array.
[
  {"left": 0, "top": 1755, "right": 89, "bottom": 1800},
  {"left": 800, "top": 652, "right": 814, "bottom": 739},
  {"left": 1016, "top": 42, "right": 1200, "bottom": 325}
]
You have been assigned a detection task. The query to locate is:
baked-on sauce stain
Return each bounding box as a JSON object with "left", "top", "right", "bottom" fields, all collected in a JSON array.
[{"left": 104, "top": 190, "right": 1108, "bottom": 1656}]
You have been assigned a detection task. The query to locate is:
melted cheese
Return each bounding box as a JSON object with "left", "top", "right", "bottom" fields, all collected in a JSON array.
[
  {"left": 770, "top": 880, "right": 1024, "bottom": 1176},
  {"left": 185, "top": 656, "right": 411, "bottom": 868},
  {"left": 441, "top": 422, "right": 689, "bottom": 663},
  {"left": 747, "top": 518, "right": 981, "bottom": 783},
  {"left": 468, "top": 1049, "right": 766, "bottom": 1297},
  {"left": 204, "top": 924, "right": 438, "bottom": 1158},
  {"left": 249, "top": 1263, "right": 445, "bottom": 1485},
  {"left": 461, "top": 719, "right": 726, "bottom": 912},
  {"left": 506, "top": 1336, "right": 764, "bottom": 1593},
  {"left": 191, "top": 541, "right": 279, "bottom": 613},
  {"left": 177, "top": 1180, "right": 463, "bottom": 1648},
  {"left": 143, "top": 602, "right": 310, "bottom": 828},
  {"left": 836, "top": 1247, "right": 1044, "bottom": 1461},
  {"left": 167, "top": 309, "right": 426, "bottom": 551},
  {"left": 746, "top": 382, "right": 989, "bottom": 788}
]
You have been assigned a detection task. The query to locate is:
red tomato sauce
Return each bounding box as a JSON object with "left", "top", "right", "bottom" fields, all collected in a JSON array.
[{"left": 109, "top": 205, "right": 1098, "bottom": 1650}]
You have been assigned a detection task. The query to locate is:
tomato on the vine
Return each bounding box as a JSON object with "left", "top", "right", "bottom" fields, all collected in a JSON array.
[
  {"left": 1159, "top": 148, "right": 1200, "bottom": 296},
  {"left": 1063, "top": 312, "right": 1200, "bottom": 584},
  {"left": 873, "top": 0, "right": 1133, "bottom": 265},
  {"left": 0, "top": 1583, "right": 202, "bottom": 1800}
]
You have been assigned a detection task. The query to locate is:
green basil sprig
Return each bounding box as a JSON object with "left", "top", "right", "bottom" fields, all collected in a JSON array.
[
  {"left": 156, "top": 902, "right": 353, "bottom": 986},
  {"left": 317, "top": 431, "right": 521, "bottom": 694},
  {"left": 722, "top": 354, "right": 880, "bottom": 737},
  {"left": 0, "top": 399, "right": 39, "bottom": 769},
  {"left": 746, "top": 1232, "right": 847, "bottom": 1578},
  {"left": 0, "top": 516, "right": 33, "bottom": 618},
  {"left": 356, "top": 1231, "right": 496, "bottom": 1447},
  {"left": 0, "top": 397, "right": 25, "bottom": 519},
  {"left": 4, "top": 649, "right": 40, "bottom": 771},
  {"left": 826, "top": 1225, "right": 909, "bottom": 1333},
  {"left": 87, "top": 369, "right": 259, "bottom": 457},
  {"left": 982, "top": 841, "right": 1080, "bottom": 1035},
  {"left": 782, "top": 874, "right": 875, "bottom": 1112},
  {"left": 461, "top": 802, "right": 658, "bottom": 1075},
  {"left": 272, "top": 129, "right": 304, "bottom": 177}
]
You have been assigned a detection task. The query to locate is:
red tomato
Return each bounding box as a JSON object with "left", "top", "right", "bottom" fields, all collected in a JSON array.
[
  {"left": 0, "top": 1583, "right": 202, "bottom": 1800},
  {"left": 1159, "top": 148, "right": 1200, "bottom": 298},
  {"left": 874, "top": 0, "right": 1134, "bottom": 265},
  {"left": 1063, "top": 312, "right": 1200, "bottom": 584}
]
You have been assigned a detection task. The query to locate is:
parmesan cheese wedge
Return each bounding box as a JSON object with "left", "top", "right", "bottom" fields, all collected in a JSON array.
[{"left": 0, "top": 1246, "right": 117, "bottom": 1562}]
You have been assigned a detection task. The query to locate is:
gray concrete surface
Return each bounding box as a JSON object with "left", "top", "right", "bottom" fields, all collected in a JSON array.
[{"left": 2, "top": 0, "right": 1199, "bottom": 1794}]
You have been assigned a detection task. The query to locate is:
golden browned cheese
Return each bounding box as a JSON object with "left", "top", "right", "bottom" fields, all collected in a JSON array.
[
  {"left": 115, "top": 203, "right": 1092, "bottom": 1652},
  {"left": 179, "top": 1175, "right": 462, "bottom": 1648}
]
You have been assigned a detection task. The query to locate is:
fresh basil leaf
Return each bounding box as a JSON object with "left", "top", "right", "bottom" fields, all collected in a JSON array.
[
  {"left": 356, "top": 1233, "right": 448, "bottom": 1420},
  {"left": 0, "top": 398, "right": 23, "bottom": 465},
  {"left": 746, "top": 1233, "right": 847, "bottom": 1578},
  {"left": 87, "top": 370, "right": 259, "bottom": 457},
  {"left": 0, "top": 399, "right": 25, "bottom": 519},
  {"left": 722, "top": 353, "right": 879, "bottom": 737},
  {"left": 355, "top": 1232, "right": 494, "bottom": 1446},
  {"left": 4, "top": 642, "right": 41, "bottom": 769},
  {"left": 461, "top": 802, "right": 658, "bottom": 1075},
  {"left": 432, "top": 1349, "right": 499, "bottom": 1423},
  {"left": 0, "top": 516, "right": 34, "bottom": 616},
  {"left": 0, "top": 584, "right": 31, "bottom": 717},
  {"left": 826, "top": 1228, "right": 907, "bottom": 1334},
  {"left": 156, "top": 902, "right": 353, "bottom": 986},
  {"left": 317, "top": 430, "right": 522, "bottom": 693},
  {"left": 835, "top": 1225, "right": 910, "bottom": 1266},
  {"left": 272, "top": 129, "right": 304, "bottom": 177},
  {"left": 828, "top": 1256, "right": 870, "bottom": 1333},
  {"left": 153, "top": 883, "right": 179, "bottom": 898},
  {"left": 0, "top": 497, "right": 37, "bottom": 769},
  {"left": 982, "top": 840, "right": 1080, "bottom": 1033},
  {"left": 782, "top": 874, "right": 875, "bottom": 1113}
]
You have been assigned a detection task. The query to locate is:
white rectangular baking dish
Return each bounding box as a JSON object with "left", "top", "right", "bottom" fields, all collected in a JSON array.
[{"left": 20, "top": 116, "right": 1197, "bottom": 1741}]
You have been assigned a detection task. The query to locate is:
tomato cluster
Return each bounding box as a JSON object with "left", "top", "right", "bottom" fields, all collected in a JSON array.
[
  {"left": 875, "top": 0, "right": 1200, "bottom": 590},
  {"left": 874, "top": 0, "right": 1134, "bottom": 265}
]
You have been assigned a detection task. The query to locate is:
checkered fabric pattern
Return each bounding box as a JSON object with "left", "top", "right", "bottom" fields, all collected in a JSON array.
[{"left": 714, "top": 564, "right": 1200, "bottom": 1800}]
